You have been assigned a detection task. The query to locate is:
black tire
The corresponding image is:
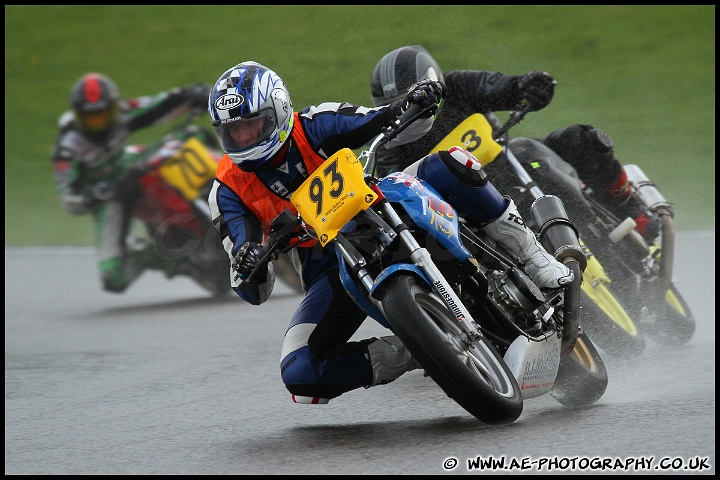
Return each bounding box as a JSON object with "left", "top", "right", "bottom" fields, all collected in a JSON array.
[
  {"left": 178, "top": 206, "right": 232, "bottom": 298},
  {"left": 579, "top": 292, "right": 646, "bottom": 359},
  {"left": 550, "top": 332, "right": 608, "bottom": 406},
  {"left": 184, "top": 248, "right": 230, "bottom": 298},
  {"left": 380, "top": 274, "right": 523, "bottom": 425},
  {"left": 198, "top": 263, "right": 232, "bottom": 298},
  {"left": 640, "top": 284, "right": 696, "bottom": 347}
]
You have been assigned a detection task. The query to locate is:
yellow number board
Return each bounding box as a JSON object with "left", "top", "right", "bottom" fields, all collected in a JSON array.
[
  {"left": 429, "top": 113, "right": 502, "bottom": 166},
  {"left": 158, "top": 137, "right": 218, "bottom": 201},
  {"left": 290, "top": 148, "right": 377, "bottom": 246}
]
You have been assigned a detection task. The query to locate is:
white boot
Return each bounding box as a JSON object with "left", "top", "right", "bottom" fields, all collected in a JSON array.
[
  {"left": 366, "top": 336, "right": 420, "bottom": 387},
  {"left": 481, "top": 199, "right": 574, "bottom": 289}
]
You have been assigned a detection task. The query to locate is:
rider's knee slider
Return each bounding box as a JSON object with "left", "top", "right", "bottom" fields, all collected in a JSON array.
[{"left": 435, "top": 147, "right": 489, "bottom": 186}]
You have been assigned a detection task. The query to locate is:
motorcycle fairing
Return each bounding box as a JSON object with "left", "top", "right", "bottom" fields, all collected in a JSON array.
[
  {"left": 378, "top": 173, "right": 473, "bottom": 262},
  {"left": 503, "top": 334, "right": 561, "bottom": 399},
  {"left": 135, "top": 173, "right": 204, "bottom": 237},
  {"left": 158, "top": 137, "right": 219, "bottom": 201},
  {"left": 428, "top": 113, "right": 503, "bottom": 167}
]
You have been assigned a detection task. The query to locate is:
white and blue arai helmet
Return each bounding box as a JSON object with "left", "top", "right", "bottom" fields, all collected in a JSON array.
[{"left": 209, "top": 61, "right": 294, "bottom": 170}]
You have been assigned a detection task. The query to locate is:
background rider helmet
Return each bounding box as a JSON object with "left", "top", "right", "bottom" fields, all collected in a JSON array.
[
  {"left": 70, "top": 72, "right": 121, "bottom": 142},
  {"left": 208, "top": 61, "right": 294, "bottom": 170},
  {"left": 370, "top": 45, "right": 444, "bottom": 107}
]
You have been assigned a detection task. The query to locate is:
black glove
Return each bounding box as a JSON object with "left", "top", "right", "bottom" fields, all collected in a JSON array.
[
  {"left": 232, "top": 241, "right": 268, "bottom": 285},
  {"left": 402, "top": 79, "right": 447, "bottom": 118},
  {"left": 183, "top": 83, "right": 211, "bottom": 111},
  {"left": 517, "top": 71, "right": 556, "bottom": 111}
]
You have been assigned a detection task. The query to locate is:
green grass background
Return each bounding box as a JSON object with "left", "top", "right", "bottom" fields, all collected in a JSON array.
[{"left": 5, "top": 6, "right": 715, "bottom": 246}]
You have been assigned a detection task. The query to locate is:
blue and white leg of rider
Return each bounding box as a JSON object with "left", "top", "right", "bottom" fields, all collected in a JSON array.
[
  {"left": 280, "top": 271, "right": 420, "bottom": 405},
  {"left": 404, "top": 147, "right": 573, "bottom": 289}
]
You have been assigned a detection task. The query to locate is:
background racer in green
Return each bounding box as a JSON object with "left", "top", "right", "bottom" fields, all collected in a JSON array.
[{"left": 50, "top": 72, "right": 209, "bottom": 292}]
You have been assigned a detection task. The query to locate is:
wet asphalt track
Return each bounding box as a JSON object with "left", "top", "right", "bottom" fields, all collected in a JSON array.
[{"left": 4, "top": 231, "right": 715, "bottom": 474}]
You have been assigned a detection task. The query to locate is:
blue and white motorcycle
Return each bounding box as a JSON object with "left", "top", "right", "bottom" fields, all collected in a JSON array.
[{"left": 243, "top": 104, "right": 608, "bottom": 425}]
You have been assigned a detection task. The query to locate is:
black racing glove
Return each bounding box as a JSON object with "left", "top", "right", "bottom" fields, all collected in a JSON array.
[
  {"left": 517, "top": 71, "right": 556, "bottom": 111},
  {"left": 232, "top": 241, "right": 269, "bottom": 285},
  {"left": 183, "top": 83, "right": 211, "bottom": 111},
  {"left": 402, "top": 79, "right": 447, "bottom": 118}
]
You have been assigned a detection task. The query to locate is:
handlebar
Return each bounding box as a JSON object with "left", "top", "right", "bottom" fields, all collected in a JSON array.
[
  {"left": 236, "top": 210, "right": 301, "bottom": 287},
  {"left": 363, "top": 102, "right": 435, "bottom": 177},
  {"left": 493, "top": 101, "right": 533, "bottom": 144},
  {"left": 493, "top": 103, "right": 546, "bottom": 199},
  {"left": 237, "top": 100, "right": 440, "bottom": 287}
]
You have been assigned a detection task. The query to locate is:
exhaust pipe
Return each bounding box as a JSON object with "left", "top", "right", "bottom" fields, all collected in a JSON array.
[{"left": 529, "top": 195, "right": 586, "bottom": 358}]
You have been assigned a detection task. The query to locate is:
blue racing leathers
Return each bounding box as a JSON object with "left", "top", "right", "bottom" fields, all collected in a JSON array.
[{"left": 209, "top": 102, "right": 432, "bottom": 402}]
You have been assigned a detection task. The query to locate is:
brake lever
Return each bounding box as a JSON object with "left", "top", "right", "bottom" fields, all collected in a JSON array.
[{"left": 494, "top": 101, "right": 533, "bottom": 144}]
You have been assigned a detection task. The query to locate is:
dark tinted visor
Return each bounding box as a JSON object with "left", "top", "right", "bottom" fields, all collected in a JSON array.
[
  {"left": 75, "top": 104, "right": 119, "bottom": 132},
  {"left": 213, "top": 110, "right": 276, "bottom": 153}
]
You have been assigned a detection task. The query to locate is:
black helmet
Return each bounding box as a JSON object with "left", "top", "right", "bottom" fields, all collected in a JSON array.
[
  {"left": 70, "top": 72, "right": 121, "bottom": 138},
  {"left": 370, "top": 45, "right": 444, "bottom": 107}
]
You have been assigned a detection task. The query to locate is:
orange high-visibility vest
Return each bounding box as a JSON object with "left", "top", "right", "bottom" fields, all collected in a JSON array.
[{"left": 215, "top": 113, "right": 325, "bottom": 245}]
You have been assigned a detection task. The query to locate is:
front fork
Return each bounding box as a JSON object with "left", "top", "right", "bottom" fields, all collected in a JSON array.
[
  {"left": 580, "top": 241, "right": 639, "bottom": 335},
  {"left": 334, "top": 199, "right": 483, "bottom": 341}
]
